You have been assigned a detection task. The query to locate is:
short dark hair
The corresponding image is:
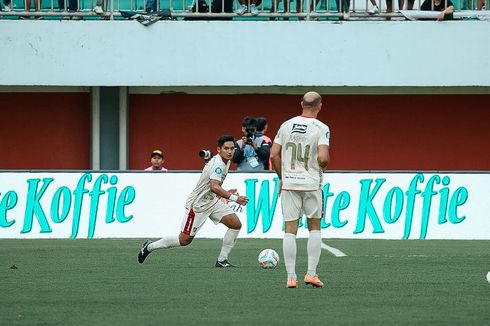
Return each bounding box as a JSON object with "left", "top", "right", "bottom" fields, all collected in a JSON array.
[
  {"left": 256, "top": 117, "right": 267, "bottom": 132},
  {"left": 242, "top": 116, "right": 257, "bottom": 128},
  {"left": 217, "top": 135, "right": 235, "bottom": 147}
]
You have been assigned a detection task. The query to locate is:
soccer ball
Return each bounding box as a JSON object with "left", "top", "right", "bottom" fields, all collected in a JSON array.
[{"left": 258, "top": 249, "right": 280, "bottom": 269}]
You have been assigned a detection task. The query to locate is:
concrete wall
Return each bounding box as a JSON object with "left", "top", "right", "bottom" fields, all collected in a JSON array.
[{"left": 0, "top": 20, "right": 489, "bottom": 87}]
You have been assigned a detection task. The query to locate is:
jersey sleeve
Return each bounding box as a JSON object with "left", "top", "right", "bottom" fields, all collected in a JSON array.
[
  {"left": 273, "top": 125, "right": 284, "bottom": 146},
  {"left": 209, "top": 160, "right": 226, "bottom": 181},
  {"left": 318, "top": 125, "right": 330, "bottom": 146}
]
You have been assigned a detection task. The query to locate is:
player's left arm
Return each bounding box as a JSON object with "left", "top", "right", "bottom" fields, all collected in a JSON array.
[{"left": 318, "top": 126, "right": 331, "bottom": 170}]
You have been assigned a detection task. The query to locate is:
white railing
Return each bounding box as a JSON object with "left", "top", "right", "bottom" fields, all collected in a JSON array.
[{"left": 0, "top": 0, "right": 487, "bottom": 20}]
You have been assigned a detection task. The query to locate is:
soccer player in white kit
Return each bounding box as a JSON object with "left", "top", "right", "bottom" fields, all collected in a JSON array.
[
  {"left": 138, "top": 135, "right": 249, "bottom": 267},
  {"left": 270, "top": 92, "right": 331, "bottom": 288}
]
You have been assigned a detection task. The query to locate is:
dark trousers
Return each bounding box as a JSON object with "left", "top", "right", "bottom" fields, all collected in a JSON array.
[{"left": 58, "top": 0, "right": 78, "bottom": 11}]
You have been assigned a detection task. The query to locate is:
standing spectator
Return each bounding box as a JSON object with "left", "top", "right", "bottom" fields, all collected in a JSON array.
[
  {"left": 145, "top": 149, "right": 169, "bottom": 171},
  {"left": 367, "top": 0, "right": 380, "bottom": 14},
  {"left": 421, "top": 0, "right": 454, "bottom": 20},
  {"left": 270, "top": 91, "right": 330, "bottom": 289},
  {"left": 58, "top": 0, "right": 78, "bottom": 14},
  {"left": 2, "top": 0, "right": 11, "bottom": 11},
  {"left": 24, "top": 0, "right": 41, "bottom": 16},
  {"left": 93, "top": 0, "right": 104, "bottom": 14},
  {"left": 232, "top": 116, "right": 270, "bottom": 171},
  {"left": 145, "top": 0, "right": 157, "bottom": 12},
  {"left": 235, "top": 0, "right": 262, "bottom": 16},
  {"left": 256, "top": 117, "right": 272, "bottom": 170},
  {"left": 386, "top": 0, "right": 414, "bottom": 18},
  {"left": 336, "top": 0, "right": 351, "bottom": 19}
]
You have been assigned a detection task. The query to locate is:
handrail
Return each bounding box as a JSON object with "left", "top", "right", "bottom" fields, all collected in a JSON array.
[{"left": 0, "top": 0, "right": 488, "bottom": 20}]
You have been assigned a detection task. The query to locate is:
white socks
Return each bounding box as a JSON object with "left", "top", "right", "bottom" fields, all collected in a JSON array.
[
  {"left": 148, "top": 236, "right": 181, "bottom": 252},
  {"left": 283, "top": 233, "right": 297, "bottom": 280},
  {"left": 218, "top": 228, "right": 240, "bottom": 262},
  {"left": 307, "top": 230, "right": 322, "bottom": 276}
]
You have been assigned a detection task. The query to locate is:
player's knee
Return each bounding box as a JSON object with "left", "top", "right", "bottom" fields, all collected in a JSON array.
[
  {"left": 179, "top": 233, "right": 193, "bottom": 246},
  {"left": 234, "top": 220, "right": 242, "bottom": 230},
  {"left": 228, "top": 218, "right": 242, "bottom": 230}
]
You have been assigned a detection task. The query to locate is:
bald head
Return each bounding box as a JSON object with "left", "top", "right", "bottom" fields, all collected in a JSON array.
[{"left": 301, "top": 91, "right": 322, "bottom": 110}]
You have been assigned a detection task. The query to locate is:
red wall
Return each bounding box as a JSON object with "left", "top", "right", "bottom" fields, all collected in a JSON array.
[
  {"left": 129, "top": 94, "right": 490, "bottom": 171},
  {"left": 0, "top": 93, "right": 90, "bottom": 169}
]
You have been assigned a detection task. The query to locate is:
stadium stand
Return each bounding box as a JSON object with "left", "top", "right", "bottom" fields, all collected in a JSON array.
[{"left": 0, "top": 0, "right": 488, "bottom": 20}]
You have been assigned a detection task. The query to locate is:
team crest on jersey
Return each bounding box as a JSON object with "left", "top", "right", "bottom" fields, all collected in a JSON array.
[
  {"left": 292, "top": 124, "right": 307, "bottom": 134},
  {"left": 215, "top": 167, "right": 223, "bottom": 174}
]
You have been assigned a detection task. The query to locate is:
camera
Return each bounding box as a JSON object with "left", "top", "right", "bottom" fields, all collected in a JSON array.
[
  {"left": 245, "top": 127, "right": 255, "bottom": 144},
  {"left": 199, "top": 150, "right": 213, "bottom": 160}
]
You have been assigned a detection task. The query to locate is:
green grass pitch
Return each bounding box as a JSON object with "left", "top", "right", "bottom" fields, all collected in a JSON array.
[{"left": 1, "top": 239, "right": 489, "bottom": 325}]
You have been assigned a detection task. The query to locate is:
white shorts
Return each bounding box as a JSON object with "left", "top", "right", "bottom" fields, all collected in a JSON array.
[
  {"left": 281, "top": 189, "right": 324, "bottom": 222},
  {"left": 181, "top": 200, "right": 235, "bottom": 237}
]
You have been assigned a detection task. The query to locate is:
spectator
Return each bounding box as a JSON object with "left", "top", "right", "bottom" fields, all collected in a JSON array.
[
  {"left": 145, "top": 0, "right": 157, "bottom": 12},
  {"left": 2, "top": 0, "right": 11, "bottom": 11},
  {"left": 93, "top": 0, "right": 104, "bottom": 14},
  {"left": 336, "top": 0, "right": 351, "bottom": 19},
  {"left": 270, "top": 0, "right": 318, "bottom": 19},
  {"left": 255, "top": 117, "right": 272, "bottom": 170},
  {"left": 386, "top": 0, "right": 414, "bottom": 18},
  {"left": 236, "top": 0, "right": 262, "bottom": 16},
  {"left": 24, "top": 0, "right": 41, "bottom": 17},
  {"left": 145, "top": 149, "right": 169, "bottom": 171},
  {"left": 421, "top": 0, "right": 454, "bottom": 20},
  {"left": 367, "top": 0, "right": 380, "bottom": 14},
  {"left": 232, "top": 116, "right": 270, "bottom": 171},
  {"left": 58, "top": 0, "right": 78, "bottom": 14}
]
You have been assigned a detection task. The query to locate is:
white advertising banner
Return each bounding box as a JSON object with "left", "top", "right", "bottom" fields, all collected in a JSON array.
[{"left": 0, "top": 172, "right": 489, "bottom": 239}]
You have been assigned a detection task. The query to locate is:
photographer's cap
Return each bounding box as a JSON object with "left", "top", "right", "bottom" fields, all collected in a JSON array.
[{"left": 151, "top": 149, "right": 164, "bottom": 158}]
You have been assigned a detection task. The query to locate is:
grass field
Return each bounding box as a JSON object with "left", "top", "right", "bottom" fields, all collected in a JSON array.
[{"left": 1, "top": 239, "right": 489, "bottom": 325}]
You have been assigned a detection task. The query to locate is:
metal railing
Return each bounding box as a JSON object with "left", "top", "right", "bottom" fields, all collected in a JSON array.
[{"left": 0, "top": 0, "right": 488, "bottom": 20}]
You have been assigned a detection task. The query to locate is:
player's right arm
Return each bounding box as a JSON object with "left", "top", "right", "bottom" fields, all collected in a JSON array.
[{"left": 270, "top": 142, "right": 282, "bottom": 180}]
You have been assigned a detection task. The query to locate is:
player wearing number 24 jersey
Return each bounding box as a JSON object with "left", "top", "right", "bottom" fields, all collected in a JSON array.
[{"left": 271, "top": 91, "right": 330, "bottom": 289}]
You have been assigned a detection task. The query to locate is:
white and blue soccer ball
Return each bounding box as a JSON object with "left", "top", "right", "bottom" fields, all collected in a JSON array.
[{"left": 258, "top": 249, "right": 280, "bottom": 269}]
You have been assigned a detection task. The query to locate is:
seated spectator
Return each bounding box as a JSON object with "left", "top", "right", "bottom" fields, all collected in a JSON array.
[
  {"left": 421, "top": 0, "right": 454, "bottom": 20},
  {"left": 145, "top": 149, "right": 169, "bottom": 171},
  {"left": 236, "top": 0, "right": 262, "bottom": 16},
  {"left": 232, "top": 116, "right": 270, "bottom": 171}
]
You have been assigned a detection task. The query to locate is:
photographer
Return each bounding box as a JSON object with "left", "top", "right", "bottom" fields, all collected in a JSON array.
[{"left": 232, "top": 116, "right": 270, "bottom": 171}]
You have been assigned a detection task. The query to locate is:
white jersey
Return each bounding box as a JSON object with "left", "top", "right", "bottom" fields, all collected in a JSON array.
[
  {"left": 185, "top": 154, "right": 230, "bottom": 213},
  {"left": 274, "top": 116, "right": 330, "bottom": 191}
]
